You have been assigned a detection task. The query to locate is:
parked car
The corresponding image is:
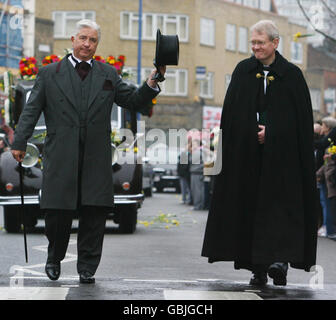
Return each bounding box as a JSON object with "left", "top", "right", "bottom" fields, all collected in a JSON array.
[
  {"left": 142, "top": 157, "right": 153, "bottom": 197},
  {"left": 0, "top": 79, "right": 145, "bottom": 234},
  {"left": 146, "top": 143, "right": 181, "bottom": 193}
]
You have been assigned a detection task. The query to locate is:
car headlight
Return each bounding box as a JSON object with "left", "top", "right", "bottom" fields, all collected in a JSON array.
[
  {"left": 22, "top": 143, "right": 40, "bottom": 168},
  {"left": 111, "top": 143, "right": 119, "bottom": 165}
]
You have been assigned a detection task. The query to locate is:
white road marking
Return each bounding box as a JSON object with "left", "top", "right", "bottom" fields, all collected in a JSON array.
[
  {"left": 0, "top": 287, "right": 69, "bottom": 300},
  {"left": 163, "top": 289, "right": 263, "bottom": 300},
  {"left": 9, "top": 240, "right": 77, "bottom": 280},
  {"left": 10, "top": 276, "right": 79, "bottom": 281},
  {"left": 123, "top": 279, "right": 199, "bottom": 283}
]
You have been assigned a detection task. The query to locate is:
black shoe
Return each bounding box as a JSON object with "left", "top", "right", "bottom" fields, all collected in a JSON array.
[
  {"left": 79, "top": 271, "right": 95, "bottom": 284},
  {"left": 249, "top": 271, "right": 268, "bottom": 286},
  {"left": 45, "top": 262, "right": 61, "bottom": 281},
  {"left": 268, "top": 263, "right": 288, "bottom": 286}
]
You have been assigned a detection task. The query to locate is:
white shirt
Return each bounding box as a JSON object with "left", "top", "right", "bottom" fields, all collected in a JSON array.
[{"left": 68, "top": 54, "right": 93, "bottom": 68}]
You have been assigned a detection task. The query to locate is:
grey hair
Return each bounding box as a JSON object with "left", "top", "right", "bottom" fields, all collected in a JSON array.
[
  {"left": 322, "top": 116, "right": 336, "bottom": 129},
  {"left": 250, "top": 20, "right": 279, "bottom": 40},
  {"left": 74, "top": 19, "right": 101, "bottom": 41}
]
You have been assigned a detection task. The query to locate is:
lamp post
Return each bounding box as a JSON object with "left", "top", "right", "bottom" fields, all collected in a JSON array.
[{"left": 137, "top": 0, "right": 142, "bottom": 86}]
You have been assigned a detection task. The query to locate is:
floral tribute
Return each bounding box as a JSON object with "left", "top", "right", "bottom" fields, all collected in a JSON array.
[
  {"left": 42, "top": 54, "right": 61, "bottom": 66},
  {"left": 19, "top": 57, "right": 38, "bottom": 79},
  {"left": 93, "top": 55, "right": 106, "bottom": 63},
  {"left": 106, "top": 55, "right": 126, "bottom": 76}
]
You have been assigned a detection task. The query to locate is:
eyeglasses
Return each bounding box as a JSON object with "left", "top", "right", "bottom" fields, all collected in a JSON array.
[{"left": 250, "top": 40, "right": 272, "bottom": 47}]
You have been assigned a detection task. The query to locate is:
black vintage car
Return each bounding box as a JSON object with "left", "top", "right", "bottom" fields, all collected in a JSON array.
[
  {"left": 0, "top": 80, "right": 144, "bottom": 234},
  {"left": 146, "top": 143, "right": 181, "bottom": 193}
]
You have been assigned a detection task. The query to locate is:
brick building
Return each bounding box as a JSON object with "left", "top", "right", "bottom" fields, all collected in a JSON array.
[
  {"left": 32, "top": 0, "right": 308, "bottom": 130},
  {"left": 307, "top": 44, "right": 336, "bottom": 118}
]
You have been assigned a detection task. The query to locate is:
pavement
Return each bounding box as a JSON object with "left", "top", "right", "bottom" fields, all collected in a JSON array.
[{"left": 0, "top": 191, "right": 336, "bottom": 303}]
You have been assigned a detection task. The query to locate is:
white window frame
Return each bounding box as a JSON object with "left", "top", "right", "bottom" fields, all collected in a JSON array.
[
  {"left": 309, "top": 89, "right": 321, "bottom": 111},
  {"left": 225, "top": 74, "right": 232, "bottom": 92},
  {"left": 120, "top": 11, "right": 140, "bottom": 39},
  {"left": 259, "top": 0, "right": 271, "bottom": 11},
  {"left": 226, "top": 24, "right": 236, "bottom": 51},
  {"left": 277, "top": 35, "right": 283, "bottom": 54},
  {"left": 120, "top": 12, "right": 189, "bottom": 42},
  {"left": 160, "top": 69, "right": 188, "bottom": 96},
  {"left": 128, "top": 67, "right": 188, "bottom": 97},
  {"left": 238, "top": 27, "right": 248, "bottom": 53},
  {"left": 200, "top": 72, "right": 214, "bottom": 99},
  {"left": 200, "top": 17, "right": 215, "bottom": 47},
  {"left": 52, "top": 11, "right": 96, "bottom": 38},
  {"left": 290, "top": 41, "right": 303, "bottom": 64}
]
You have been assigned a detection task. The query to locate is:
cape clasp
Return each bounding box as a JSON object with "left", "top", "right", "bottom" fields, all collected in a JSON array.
[{"left": 256, "top": 73, "right": 275, "bottom": 85}]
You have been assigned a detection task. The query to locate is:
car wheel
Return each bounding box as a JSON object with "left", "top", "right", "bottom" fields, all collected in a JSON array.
[
  {"left": 119, "top": 204, "right": 137, "bottom": 234},
  {"left": 4, "top": 206, "right": 21, "bottom": 233}
]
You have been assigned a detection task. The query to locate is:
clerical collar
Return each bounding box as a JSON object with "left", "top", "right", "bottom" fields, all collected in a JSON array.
[{"left": 69, "top": 54, "right": 93, "bottom": 67}]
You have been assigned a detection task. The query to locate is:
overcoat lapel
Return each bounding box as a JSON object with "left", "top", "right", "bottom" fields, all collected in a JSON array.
[
  {"left": 88, "top": 61, "right": 106, "bottom": 109},
  {"left": 52, "top": 58, "right": 78, "bottom": 114}
]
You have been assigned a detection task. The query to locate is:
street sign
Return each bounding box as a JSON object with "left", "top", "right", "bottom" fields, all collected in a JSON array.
[{"left": 196, "top": 66, "right": 206, "bottom": 80}]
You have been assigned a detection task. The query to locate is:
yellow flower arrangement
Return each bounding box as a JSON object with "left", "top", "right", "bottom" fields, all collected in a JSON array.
[{"left": 327, "top": 138, "right": 336, "bottom": 155}]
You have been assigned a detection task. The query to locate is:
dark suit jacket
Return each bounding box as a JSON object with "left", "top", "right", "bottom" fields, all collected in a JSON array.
[{"left": 12, "top": 56, "right": 159, "bottom": 210}]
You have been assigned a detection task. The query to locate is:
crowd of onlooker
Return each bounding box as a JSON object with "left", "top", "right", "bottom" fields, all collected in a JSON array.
[
  {"left": 177, "top": 119, "right": 336, "bottom": 241},
  {"left": 314, "top": 116, "right": 336, "bottom": 240},
  {"left": 177, "top": 133, "right": 217, "bottom": 211}
]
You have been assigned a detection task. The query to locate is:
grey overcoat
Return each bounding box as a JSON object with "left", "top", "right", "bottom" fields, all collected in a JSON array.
[{"left": 12, "top": 56, "right": 158, "bottom": 210}]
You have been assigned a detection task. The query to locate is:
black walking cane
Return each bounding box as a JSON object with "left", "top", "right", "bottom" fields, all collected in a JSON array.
[{"left": 18, "top": 161, "right": 28, "bottom": 263}]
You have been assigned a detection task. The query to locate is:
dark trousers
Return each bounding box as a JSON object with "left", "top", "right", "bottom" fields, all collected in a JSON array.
[{"left": 45, "top": 206, "right": 107, "bottom": 274}]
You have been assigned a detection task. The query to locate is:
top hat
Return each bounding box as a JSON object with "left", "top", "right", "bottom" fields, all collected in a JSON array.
[{"left": 154, "top": 29, "right": 179, "bottom": 67}]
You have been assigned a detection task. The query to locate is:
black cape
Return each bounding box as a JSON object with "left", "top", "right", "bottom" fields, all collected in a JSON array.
[{"left": 201, "top": 52, "right": 318, "bottom": 272}]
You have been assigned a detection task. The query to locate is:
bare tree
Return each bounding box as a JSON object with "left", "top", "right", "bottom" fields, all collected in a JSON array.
[{"left": 296, "top": 0, "right": 336, "bottom": 43}]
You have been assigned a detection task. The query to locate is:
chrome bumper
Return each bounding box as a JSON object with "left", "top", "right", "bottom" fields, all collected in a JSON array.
[
  {"left": 114, "top": 193, "right": 144, "bottom": 205},
  {"left": 0, "top": 195, "right": 39, "bottom": 205},
  {"left": 0, "top": 193, "right": 144, "bottom": 206}
]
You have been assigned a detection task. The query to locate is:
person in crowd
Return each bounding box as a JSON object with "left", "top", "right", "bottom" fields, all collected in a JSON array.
[
  {"left": 202, "top": 20, "right": 318, "bottom": 286},
  {"left": 315, "top": 117, "right": 336, "bottom": 239},
  {"left": 177, "top": 139, "right": 192, "bottom": 205},
  {"left": 11, "top": 19, "right": 165, "bottom": 284},
  {"left": 314, "top": 122, "right": 326, "bottom": 236},
  {"left": 189, "top": 138, "right": 204, "bottom": 210}
]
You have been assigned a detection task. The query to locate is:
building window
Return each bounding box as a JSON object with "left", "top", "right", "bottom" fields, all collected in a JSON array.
[
  {"left": 226, "top": 24, "right": 236, "bottom": 51},
  {"left": 225, "top": 74, "right": 232, "bottom": 92},
  {"left": 260, "top": 0, "right": 271, "bottom": 11},
  {"left": 200, "top": 18, "right": 215, "bottom": 46},
  {"left": 238, "top": 27, "right": 248, "bottom": 53},
  {"left": 309, "top": 89, "right": 321, "bottom": 111},
  {"left": 277, "top": 35, "right": 283, "bottom": 54},
  {"left": 162, "top": 69, "right": 188, "bottom": 96},
  {"left": 243, "top": 0, "right": 256, "bottom": 8},
  {"left": 52, "top": 11, "right": 96, "bottom": 38},
  {"left": 200, "top": 72, "right": 214, "bottom": 99},
  {"left": 290, "top": 41, "right": 303, "bottom": 64},
  {"left": 120, "top": 12, "right": 189, "bottom": 42},
  {"left": 128, "top": 67, "right": 188, "bottom": 96}
]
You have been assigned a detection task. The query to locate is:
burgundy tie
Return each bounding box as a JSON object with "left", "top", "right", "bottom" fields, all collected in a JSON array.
[
  {"left": 76, "top": 61, "right": 91, "bottom": 80},
  {"left": 71, "top": 55, "right": 91, "bottom": 80}
]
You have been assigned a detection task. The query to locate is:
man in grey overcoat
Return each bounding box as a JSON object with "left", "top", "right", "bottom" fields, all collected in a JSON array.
[{"left": 11, "top": 19, "right": 165, "bottom": 284}]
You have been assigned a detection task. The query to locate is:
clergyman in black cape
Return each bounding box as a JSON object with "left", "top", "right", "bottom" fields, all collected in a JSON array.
[{"left": 201, "top": 20, "right": 318, "bottom": 286}]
